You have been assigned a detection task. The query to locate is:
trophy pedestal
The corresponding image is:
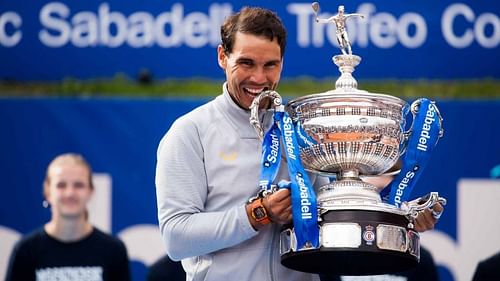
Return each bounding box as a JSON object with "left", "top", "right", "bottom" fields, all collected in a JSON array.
[{"left": 280, "top": 209, "right": 419, "bottom": 275}]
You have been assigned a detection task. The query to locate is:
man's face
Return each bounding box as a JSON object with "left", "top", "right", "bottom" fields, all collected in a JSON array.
[{"left": 218, "top": 32, "right": 283, "bottom": 109}]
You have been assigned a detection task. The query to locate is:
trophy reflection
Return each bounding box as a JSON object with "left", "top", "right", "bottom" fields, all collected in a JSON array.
[{"left": 250, "top": 2, "right": 446, "bottom": 275}]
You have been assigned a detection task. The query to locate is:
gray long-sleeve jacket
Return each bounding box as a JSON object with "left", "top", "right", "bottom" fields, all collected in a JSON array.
[{"left": 156, "top": 84, "right": 322, "bottom": 281}]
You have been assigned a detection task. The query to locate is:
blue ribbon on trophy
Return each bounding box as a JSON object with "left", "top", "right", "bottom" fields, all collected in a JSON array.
[
  {"left": 259, "top": 110, "right": 319, "bottom": 249},
  {"left": 259, "top": 115, "right": 282, "bottom": 192},
  {"left": 383, "top": 98, "right": 443, "bottom": 207}
]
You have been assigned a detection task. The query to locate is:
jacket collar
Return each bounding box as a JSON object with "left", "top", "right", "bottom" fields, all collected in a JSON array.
[{"left": 219, "top": 82, "right": 271, "bottom": 139}]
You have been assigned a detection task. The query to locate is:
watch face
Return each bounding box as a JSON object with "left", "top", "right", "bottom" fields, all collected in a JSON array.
[{"left": 254, "top": 206, "right": 267, "bottom": 220}]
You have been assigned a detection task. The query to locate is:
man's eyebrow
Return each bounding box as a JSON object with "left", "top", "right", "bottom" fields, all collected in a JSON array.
[
  {"left": 235, "top": 57, "right": 254, "bottom": 63},
  {"left": 266, "top": 59, "right": 281, "bottom": 64},
  {"left": 235, "top": 57, "right": 281, "bottom": 65}
]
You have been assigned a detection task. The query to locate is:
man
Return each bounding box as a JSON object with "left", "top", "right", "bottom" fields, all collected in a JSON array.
[{"left": 155, "top": 7, "right": 442, "bottom": 281}]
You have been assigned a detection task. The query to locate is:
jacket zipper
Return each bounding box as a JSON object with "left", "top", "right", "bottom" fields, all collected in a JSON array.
[{"left": 269, "top": 224, "right": 278, "bottom": 281}]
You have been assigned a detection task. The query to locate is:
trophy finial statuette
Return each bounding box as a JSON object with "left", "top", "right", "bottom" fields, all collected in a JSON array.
[
  {"left": 312, "top": 2, "right": 364, "bottom": 55},
  {"left": 312, "top": 3, "right": 365, "bottom": 91}
]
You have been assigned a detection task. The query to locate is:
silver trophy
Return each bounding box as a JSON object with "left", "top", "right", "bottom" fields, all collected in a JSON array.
[{"left": 250, "top": 2, "right": 446, "bottom": 276}]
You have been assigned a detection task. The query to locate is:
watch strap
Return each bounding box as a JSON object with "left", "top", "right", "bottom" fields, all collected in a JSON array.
[{"left": 249, "top": 198, "right": 271, "bottom": 225}]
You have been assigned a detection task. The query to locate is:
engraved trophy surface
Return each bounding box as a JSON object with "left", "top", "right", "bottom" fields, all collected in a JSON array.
[{"left": 250, "top": 2, "right": 446, "bottom": 276}]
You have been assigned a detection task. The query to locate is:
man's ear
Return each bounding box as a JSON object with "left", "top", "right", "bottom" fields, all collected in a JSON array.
[{"left": 217, "top": 45, "right": 227, "bottom": 70}]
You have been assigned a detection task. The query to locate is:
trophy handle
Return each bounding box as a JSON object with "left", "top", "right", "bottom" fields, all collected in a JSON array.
[
  {"left": 400, "top": 100, "right": 418, "bottom": 156},
  {"left": 400, "top": 98, "right": 444, "bottom": 155},
  {"left": 402, "top": 192, "right": 447, "bottom": 221},
  {"left": 249, "top": 90, "right": 284, "bottom": 140}
]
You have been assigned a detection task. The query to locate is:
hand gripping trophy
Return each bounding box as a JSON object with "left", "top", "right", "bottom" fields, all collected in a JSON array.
[{"left": 250, "top": 2, "right": 446, "bottom": 276}]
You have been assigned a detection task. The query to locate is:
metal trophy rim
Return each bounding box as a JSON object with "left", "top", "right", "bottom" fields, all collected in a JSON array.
[{"left": 287, "top": 90, "right": 408, "bottom": 110}]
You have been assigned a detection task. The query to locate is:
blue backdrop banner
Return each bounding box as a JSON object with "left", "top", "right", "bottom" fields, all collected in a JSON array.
[
  {"left": 1, "top": 0, "right": 499, "bottom": 80},
  {"left": 0, "top": 97, "right": 499, "bottom": 281}
]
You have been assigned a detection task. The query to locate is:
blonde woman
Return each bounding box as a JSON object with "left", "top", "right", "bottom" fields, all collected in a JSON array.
[{"left": 6, "top": 153, "right": 131, "bottom": 281}]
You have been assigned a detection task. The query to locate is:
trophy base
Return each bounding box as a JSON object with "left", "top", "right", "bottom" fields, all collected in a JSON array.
[
  {"left": 281, "top": 246, "right": 417, "bottom": 275},
  {"left": 280, "top": 209, "right": 419, "bottom": 275}
]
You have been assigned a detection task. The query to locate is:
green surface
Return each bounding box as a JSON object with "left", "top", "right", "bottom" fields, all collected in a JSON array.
[{"left": 1, "top": 76, "right": 499, "bottom": 100}]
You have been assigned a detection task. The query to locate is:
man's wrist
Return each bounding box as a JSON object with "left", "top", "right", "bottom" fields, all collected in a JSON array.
[{"left": 246, "top": 197, "right": 271, "bottom": 229}]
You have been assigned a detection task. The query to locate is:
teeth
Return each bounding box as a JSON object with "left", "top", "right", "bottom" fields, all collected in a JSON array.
[{"left": 244, "top": 87, "right": 264, "bottom": 94}]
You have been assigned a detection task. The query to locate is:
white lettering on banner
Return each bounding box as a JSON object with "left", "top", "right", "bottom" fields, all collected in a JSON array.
[
  {"left": 5, "top": 2, "right": 499, "bottom": 50},
  {"left": 266, "top": 132, "right": 280, "bottom": 164},
  {"left": 39, "top": 2, "right": 71, "bottom": 47},
  {"left": 38, "top": 2, "right": 232, "bottom": 48},
  {"left": 288, "top": 3, "right": 427, "bottom": 49},
  {"left": 442, "top": 3, "right": 499, "bottom": 48},
  {"left": 393, "top": 170, "right": 415, "bottom": 207},
  {"left": 282, "top": 116, "right": 297, "bottom": 161},
  {"left": 3, "top": 2, "right": 500, "bottom": 50},
  {"left": 287, "top": 3, "right": 313, "bottom": 47},
  {"left": 0, "top": 12, "right": 22, "bottom": 47}
]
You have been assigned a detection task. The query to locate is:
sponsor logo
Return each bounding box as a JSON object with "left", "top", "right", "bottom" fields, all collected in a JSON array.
[
  {"left": 266, "top": 131, "right": 280, "bottom": 164},
  {"left": 417, "top": 103, "right": 437, "bottom": 152},
  {"left": 296, "top": 172, "right": 313, "bottom": 220},
  {"left": 282, "top": 115, "right": 297, "bottom": 161},
  {"left": 394, "top": 167, "right": 418, "bottom": 207}
]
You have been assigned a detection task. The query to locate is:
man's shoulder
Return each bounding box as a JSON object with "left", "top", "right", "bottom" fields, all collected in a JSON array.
[{"left": 172, "top": 95, "right": 223, "bottom": 127}]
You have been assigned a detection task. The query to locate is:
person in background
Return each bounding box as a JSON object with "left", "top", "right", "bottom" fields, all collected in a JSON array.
[
  {"left": 146, "top": 255, "right": 186, "bottom": 281},
  {"left": 471, "top": 166, "right": 500, "bottom": 281},
  {"left": 5, "top": 153, "right": 131, "bottom": 281},
  {"left": 155, "top": 6, "right": 443, "bottom": 281},
  {"left": 472, "top": 251, "right": 500, "bottom": 281}
]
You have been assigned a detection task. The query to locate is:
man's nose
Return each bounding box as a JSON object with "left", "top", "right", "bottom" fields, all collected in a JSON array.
[{"left": 249, "top": 67, "right": 267, "bottom": 84}]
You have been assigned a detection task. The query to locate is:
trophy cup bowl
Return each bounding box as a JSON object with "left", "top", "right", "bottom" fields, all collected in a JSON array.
[{"left": 287, "top": 91, "right": 407, "bottom": 177}]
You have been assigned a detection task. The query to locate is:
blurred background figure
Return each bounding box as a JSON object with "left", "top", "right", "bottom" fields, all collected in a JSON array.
[
  {"left": 146, "top": 255, "right": 185, "bottom": 281},
  {"left": 471, "top": 166, "right": 500, "bottom": 281},
  {"left": 472, "top": 251, "right": 500, "bottom": 281},
  {"left": 5, "top": 153, "right": 131, "bottom": 281}
]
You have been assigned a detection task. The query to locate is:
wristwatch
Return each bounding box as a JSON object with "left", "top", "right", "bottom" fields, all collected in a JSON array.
[{"left": 248, "top": 198, "right": 271, "bottom": 225}]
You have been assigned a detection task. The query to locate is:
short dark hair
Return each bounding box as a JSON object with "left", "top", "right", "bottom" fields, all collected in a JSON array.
[{"left": 221, "top": 7, "right": 287, "bottom": 57}]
